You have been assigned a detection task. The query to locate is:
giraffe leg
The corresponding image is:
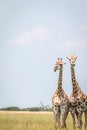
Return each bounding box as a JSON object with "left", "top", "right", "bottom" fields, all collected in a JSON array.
[
  {"left": 53, "top": 105, "right": 61, "bottom": 129},
  {"left": 77, "top": 112, "right": 83, "bottom": 129},
  {"left": 61, "top": 105, "right": 69, "bottom": 128},
  {"left": 54, "top": 115, "right": 58, "bottom": 130},
  {"left": 56, "top": 106, "right": 61, "bottom": 129},
  {"left": 70, "top": 111, "right": 76, "bottom": 129},
  {"left": 63, "top": 106, "right": 69, "bottom": 128},
  {"left": 84, "top": 110, "right": 87, "bottom": 130},
  {"left": 76, "top": 111, "right": 83, "bottom": 128},
  {"left": 61, "top": 105, "right": 65, "bottom": 128}
]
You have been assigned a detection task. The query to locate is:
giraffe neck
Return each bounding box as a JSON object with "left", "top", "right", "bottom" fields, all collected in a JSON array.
[
  {"left": 57, "top": 65, "right": 64, "bottom": 96},
  {"left": 71, "top": 64, "right": 79, "bottom": 95}
]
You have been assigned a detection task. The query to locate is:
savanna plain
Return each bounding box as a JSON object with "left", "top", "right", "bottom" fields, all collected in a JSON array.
[{"left": 0, "top": 111, "right": 85, "bottom": 130}]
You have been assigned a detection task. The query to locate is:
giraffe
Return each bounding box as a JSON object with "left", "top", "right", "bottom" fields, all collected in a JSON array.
[
  {"left": 67, "top": 54, "right": 87, "bottom": 130},
  {"left": 52, "top": 58, "right": 69, "bottom": 129}
]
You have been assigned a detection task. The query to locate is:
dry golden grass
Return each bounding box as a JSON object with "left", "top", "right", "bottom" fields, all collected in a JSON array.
[{"left": 0, "top": 111, "right": 85, "bottom": 130}]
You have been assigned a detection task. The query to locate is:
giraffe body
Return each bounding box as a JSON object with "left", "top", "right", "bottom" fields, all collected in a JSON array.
[
  {"left": 52, "top": 58, "right": 69, "bottom": 129},
  {"left": 67, "top": 54, "right": 87, "bottom": 129}
]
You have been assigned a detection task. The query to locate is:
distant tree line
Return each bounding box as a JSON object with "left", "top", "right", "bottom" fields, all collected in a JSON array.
[{"left": 0, "top": 104, "right": 52, "bottom": 111}]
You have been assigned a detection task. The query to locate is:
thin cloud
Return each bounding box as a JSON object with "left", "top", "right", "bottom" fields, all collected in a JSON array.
[
  {"left": 8, "top": 32, "right": 31, "bottom": 46},
  {"left": 7, "top": 26, "right": 49, "bottom": 46},
  {"left": 53, "top": 35, "right": 87, "bottom": 54}
]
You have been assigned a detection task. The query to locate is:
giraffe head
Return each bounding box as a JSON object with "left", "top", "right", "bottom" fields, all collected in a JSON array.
[
  {"left": 67, "top": 54, "right": 78, "bottom": 66},
  {"left": 54, "top": 58, "right": 66, "bottom": 71}
]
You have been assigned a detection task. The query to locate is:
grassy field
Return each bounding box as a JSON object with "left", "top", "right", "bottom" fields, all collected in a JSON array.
[{"left": 0, "top": 111, "right": 85, "bottom": 130}]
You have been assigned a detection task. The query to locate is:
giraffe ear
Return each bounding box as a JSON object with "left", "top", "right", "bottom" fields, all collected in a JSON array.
[
  {"left": 66, "top": 57, "right": 69, "bottom": 60},
  {"left": 61, "top": 58, "right": 62, "bottom": 60},
  {"left": 63, "top": 62, "right": 66, "bottom": 65},
  {"left": 76, "top": 56, "right": 78, "bottom": 59},
  {"left": 75, "top": 56, "right": 78, "bottom": 61}
]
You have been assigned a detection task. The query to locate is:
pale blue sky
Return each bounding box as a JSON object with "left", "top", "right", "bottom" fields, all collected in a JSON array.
[{"left": 0, "top": 0, "right": 87, "bottom": 108}]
